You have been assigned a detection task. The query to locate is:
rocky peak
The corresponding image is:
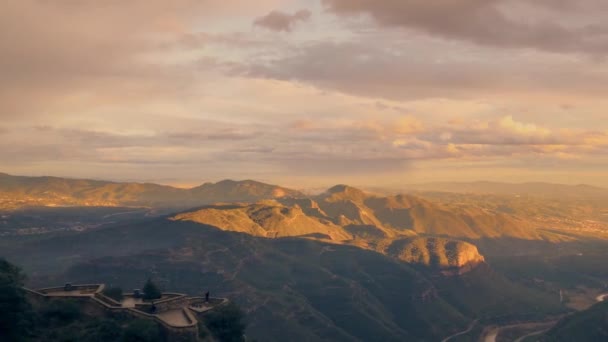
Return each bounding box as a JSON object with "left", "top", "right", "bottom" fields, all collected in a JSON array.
[{"left": 386, "top": 237, "right": 485, "bottom": 273}]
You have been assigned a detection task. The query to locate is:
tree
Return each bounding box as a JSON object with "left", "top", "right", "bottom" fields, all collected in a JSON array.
[
  {"left": 42, "top": 299, "right": 81, "bottom": 323},
  {"left": 142, "top": 278, "right": 161, "bottom": 300},
  {"left": 0, "top": 258, "right": 30, "bottom": 341},
  {"left": 204, "top": 302, "right": 247, "bottom": 342}
]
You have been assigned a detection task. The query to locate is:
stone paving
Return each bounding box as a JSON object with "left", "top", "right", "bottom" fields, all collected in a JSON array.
[{"left": 157, "top": 309, "right": 192, "bottom": 327}]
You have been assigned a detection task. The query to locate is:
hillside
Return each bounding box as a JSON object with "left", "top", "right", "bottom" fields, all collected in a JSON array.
[
  {"left": 172, "top": 202, "right": 486, "bottom": 272},
  {"left": 172, "top": 185, "right": 555, "bottom": 247},
  {"left": 540, "top": 301, "right": 608, "bottom": 341},
  {"left": 3, "top": 173, "right": 607, "bottom": 244},
  {"left": 1, "top": 218, "right": 565, "bottom": 341},
  {"left": 172, "top": 202, "right": 352, "bottom": 241},
  {"left": 315, "top": 185, "right": 544, "bottom": 240},
  {"left": 0, "top": 173, "right": 302, "bottom": 209},
  {"left": 167, "top": 184, "right": 608, "bottom": 270}
]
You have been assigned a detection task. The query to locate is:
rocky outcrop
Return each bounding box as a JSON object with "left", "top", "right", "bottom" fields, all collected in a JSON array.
[{"left": 385, "top": 237, "right": 485, "bottom": 273}]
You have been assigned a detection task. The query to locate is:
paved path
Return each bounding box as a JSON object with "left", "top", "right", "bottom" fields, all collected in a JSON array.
[
  {"left": 120, "top": 297, "right": 144, "bottom": 308},
  {"left": 157, "top": 309, "right": 191, "bottom": 327},
  {"left": 441, "top": 319, "right": 479, "bottom": 342}
]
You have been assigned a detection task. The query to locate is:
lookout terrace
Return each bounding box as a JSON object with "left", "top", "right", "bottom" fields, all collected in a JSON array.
[{"left": 24, "top": 283, "right": 228, "bottom": 341}]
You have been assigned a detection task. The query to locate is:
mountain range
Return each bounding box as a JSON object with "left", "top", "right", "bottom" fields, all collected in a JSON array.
[
  {"left": 3, "top": 173, "right": 608, "bottom": 270},
  {"left": 405, "top": 181, "right": 608, "bottom": 199},
  {"left": 2, "top": 172, "right": 607, "bottom": 340},
  {"left": 0, "top": 172, "right": 301, "bottom": 209}
]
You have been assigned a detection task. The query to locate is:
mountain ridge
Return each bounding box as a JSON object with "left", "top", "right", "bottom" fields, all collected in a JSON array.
[
  {"left": 0, "top": 172, "right": 302, "bottom": 209},
  {"left": 406, "top": 181, "right": 608, "bottom": 198}
]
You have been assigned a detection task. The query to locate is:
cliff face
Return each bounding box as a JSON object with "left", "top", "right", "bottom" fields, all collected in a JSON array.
[{"left": 386, "top": 237, "right": 485, "bottom": 271}]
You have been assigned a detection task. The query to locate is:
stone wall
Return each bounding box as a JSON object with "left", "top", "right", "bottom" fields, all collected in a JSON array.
[
  {"left": 37, "top": 284, "right": 103, "bottom": 295},
  {"left": 25, "top": 287, "right": 200, "bottom": 341}
]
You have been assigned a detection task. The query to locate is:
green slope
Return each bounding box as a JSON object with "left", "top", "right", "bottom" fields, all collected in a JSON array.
[{"left": 541, "top": 301, "right": 608, "bottom": 341}]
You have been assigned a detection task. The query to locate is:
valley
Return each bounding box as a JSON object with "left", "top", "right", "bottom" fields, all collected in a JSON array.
[{"left": 1, "top": 173, "right": 608, "bottom": 341}]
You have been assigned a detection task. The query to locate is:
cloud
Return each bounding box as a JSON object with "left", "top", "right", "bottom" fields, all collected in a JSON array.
[
  {"left": 1, "top": 114, "right": 607, "bottom": 185},
  {"left": 279, "top": 158, "right": 408, "bottom": 176},
  {"left": 254, "top": 9, "right": 312, "bottom": 32},
  {"left": 0, "top": 0, "right": 280, "bottom": 119},
  {"left": 322, "top": 0, "right": 608, "bottom": 54},
  {"left": 241, "top": 39, "right": 608, "bottom": 101}
]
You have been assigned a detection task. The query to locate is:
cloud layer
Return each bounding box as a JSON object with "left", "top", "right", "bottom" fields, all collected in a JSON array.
[
  {"left": 1, "top": 0, "right": 608, "bottom": 186},
  {"left": 254, "top": 10, "right": 312, "bottom": 32},
  {"left": 322, "top": 0, "right": 608, "bottom": 53}
]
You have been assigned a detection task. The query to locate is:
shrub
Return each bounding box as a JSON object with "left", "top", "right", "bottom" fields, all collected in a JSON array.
[
  {"left": 0, "top": 258, "right": 30, "bottom": 341},
  {"left": 142, "top": 279, "right": 162, "bottom": 301},
  {"left": 43, "top": 300, "right": 81, "bottom": 323},
  {"left": 83, "top": 319, "right": 122, "bottom": 341},
  {"left": 204, "top": 302, "right": 247, "bottom": 342}
]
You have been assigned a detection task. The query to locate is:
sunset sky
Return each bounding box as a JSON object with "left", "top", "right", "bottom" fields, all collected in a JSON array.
[{"left": 2, "top": 0, "right": 608, "bottom": 188}]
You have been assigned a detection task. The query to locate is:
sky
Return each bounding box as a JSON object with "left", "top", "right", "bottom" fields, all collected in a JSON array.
[{"left": 2, "top": 0, "right": 608, "bottom": 188}]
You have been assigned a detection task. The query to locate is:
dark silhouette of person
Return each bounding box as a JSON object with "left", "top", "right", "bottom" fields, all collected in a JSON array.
[{"left": 205, "top": 291, "right": 210, "bottom": 302}]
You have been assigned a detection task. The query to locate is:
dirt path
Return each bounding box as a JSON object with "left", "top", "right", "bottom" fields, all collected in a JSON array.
[{"left": 157, "top": 309, "right": 191, "bottom": 327}]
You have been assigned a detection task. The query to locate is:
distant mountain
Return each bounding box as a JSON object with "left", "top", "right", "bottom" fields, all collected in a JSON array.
[
  {"left": 406, "top": 181, "right": 608, "bottom": 199},
  {"left": 172, "top": 202, "right": 486, "bottom": 272},
  {"left": 172, "top": 202, "right": 352, "bottom": 241},
  {"left": 172, "top": 185, "right": 574, "bottom": 271},
  {"left": 313, "top": 185, "right": 542, "bottom": 240},
  {"left": 0, "top": 173, "right": 302, "bottom": 209},
  {"left": 173, "top": 184, "right": 604, "bottom": 248},
  {"left": 3, "top": 174, "right": 603, "bottom": 246}
]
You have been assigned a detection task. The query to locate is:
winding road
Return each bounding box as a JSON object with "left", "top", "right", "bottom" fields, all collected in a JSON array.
[
  {"left": 441, "top": 319, "right": 478, "bottom": 342},
  {"left": 483, "top": 321, "right": 558, "bottom": 342},
  {"left": 514, "top": 329, "right": 549, "bottom": 342},
  {"left": 480, "top": 293, "right": 608, "bottom": 342},
  {"left": 482, "top": 294, "right": 608, "bottom": 342}
]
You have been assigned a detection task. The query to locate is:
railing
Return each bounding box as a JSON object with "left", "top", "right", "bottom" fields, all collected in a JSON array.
[
  {"left": 188, "top": 297, "right": 229, "bottom": 313},
  {"left": 25, "top": 285, "right": 227, "bottom": 332},
  {"left": 93, "top": 292, "right": 122, "bottom": 307},
  {"left": 36, "top": 284, "right": 104, "bottom": 295}
]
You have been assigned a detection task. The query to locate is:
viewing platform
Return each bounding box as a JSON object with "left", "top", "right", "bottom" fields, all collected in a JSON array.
[{"left": 25, "top": 283, "right": 228, "bottom": 340}]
